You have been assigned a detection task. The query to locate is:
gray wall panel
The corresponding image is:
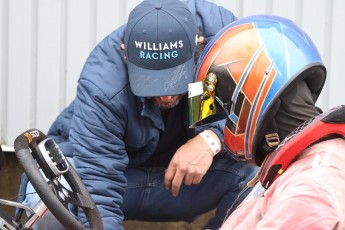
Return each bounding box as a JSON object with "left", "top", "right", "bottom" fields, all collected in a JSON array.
[{"left": 1, "top": 0, "right": 344, "bottom": 145}]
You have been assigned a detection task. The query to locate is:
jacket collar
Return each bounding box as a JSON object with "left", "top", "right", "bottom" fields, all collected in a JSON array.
[{"left": 140, "top": 97, "right": 164, "bottom": 131}]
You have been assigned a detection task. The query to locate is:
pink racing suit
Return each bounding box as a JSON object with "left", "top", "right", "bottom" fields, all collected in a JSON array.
[{"left": 220, "top": 138, "right": 345, "bottom": 229}]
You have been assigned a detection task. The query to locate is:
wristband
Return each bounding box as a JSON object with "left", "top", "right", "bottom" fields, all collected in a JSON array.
[{"left": 199, "top": 130, "right": 221, "bottom": 155}]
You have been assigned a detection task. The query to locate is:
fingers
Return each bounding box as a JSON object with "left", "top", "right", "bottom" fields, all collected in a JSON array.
[
  {"left": 191, "top": 172, "right": 203, "bottom": 184},
  {"left": 164, "top": 136, "right": 214, "bottom": 197},
  {"left": 165, "top": 161, "right": 205, "bottom": 197},
  {"left": 164, "top": 165, "right": 175, "bottom": 190},
  {"left": 197, "top": 36, "right": 205, "bottom": 43},
  {"left": 165, "top": 162, "right": 184, "bottom": 197},
  {"left": 184, "top": 164, "right": 202, "bottom": 185},
  {"left": 165, "top": 160, "right": 185, "bottom": 197},
  {"left": 120, "top": 43, "right": 125, "bottom": 50},
  {"left": 184, "top": 170, "right": 195, "bottom": 186},
  {"left": 170, "top": 170, "right": 185, "bottom": 197}
]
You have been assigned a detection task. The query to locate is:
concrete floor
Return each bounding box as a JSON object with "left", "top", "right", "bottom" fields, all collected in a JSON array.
[{"left": 124, "top": 210, "right": 214, "bottom": 230}]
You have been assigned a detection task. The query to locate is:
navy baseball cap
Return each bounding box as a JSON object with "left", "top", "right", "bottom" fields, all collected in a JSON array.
[{"left": 125, "top": 0, "right": 197, "bottom": 97}]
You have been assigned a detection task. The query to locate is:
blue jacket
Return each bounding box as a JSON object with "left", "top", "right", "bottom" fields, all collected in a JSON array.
[{"left": 48, "top": 0, "right": 237, "bottom": 228}]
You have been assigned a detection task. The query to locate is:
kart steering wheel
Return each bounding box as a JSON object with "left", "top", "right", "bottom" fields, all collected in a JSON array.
[{"left": 14, "top": 129, "right": 103, "bottom": 230}]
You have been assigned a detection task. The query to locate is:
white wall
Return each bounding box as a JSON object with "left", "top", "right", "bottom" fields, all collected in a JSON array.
[{"left": 1, "top": 0, "right": 344, "bottom": 145}]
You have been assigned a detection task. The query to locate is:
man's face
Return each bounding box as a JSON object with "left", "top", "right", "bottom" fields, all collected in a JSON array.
[{"left": 148, "top": 94, "right": 184, "bottom": 109}]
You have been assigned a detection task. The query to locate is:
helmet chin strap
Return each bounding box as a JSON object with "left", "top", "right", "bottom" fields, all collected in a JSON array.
[
  {"left": 255, "top": 105, "right": 345, "bottom": 189},
  {"left": 245, "top": 127, "right": 281, "bottom": 187},
  {"left": 254, "top": 99, "right": 282, "bottom": 166}
]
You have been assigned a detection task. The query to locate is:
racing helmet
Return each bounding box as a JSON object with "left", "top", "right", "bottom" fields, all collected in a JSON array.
[{"left": 189, "top": 15, "right": 326, "bottom": 165}]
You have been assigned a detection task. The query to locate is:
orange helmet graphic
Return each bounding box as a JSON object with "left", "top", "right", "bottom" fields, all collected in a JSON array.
[{"left": 189, "top": 15, "right": 326, "bottom": 165}]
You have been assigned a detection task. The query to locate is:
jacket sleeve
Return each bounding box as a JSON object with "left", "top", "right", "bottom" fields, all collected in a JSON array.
[
  {"left": 47, "top": 100, "right": 75, "bottom": 157},
  {"left": 186, "top": 0, "right": 238, "bottom": 41},
  {"left": 69, "top": 26, "right": 129, "bottom": 230}
]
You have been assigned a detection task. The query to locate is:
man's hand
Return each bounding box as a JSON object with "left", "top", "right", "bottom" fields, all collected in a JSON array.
[{"left": 164, "top": 130, "right": 220, "bottom": 197}]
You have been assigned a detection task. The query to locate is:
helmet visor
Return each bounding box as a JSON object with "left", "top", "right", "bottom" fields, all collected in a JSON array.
[{"left": 188, "top": 80, "right": 224, "bottom": 127}]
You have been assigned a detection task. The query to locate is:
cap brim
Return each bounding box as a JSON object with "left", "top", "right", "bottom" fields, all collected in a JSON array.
[{"left": 128, "top": 58, "right": 195, "bottom": 97}]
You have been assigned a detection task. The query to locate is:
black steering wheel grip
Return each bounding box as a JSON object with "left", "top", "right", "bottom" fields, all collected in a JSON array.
[{"left": 14, "top": 129, "right": 103, "bottom": 230}]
